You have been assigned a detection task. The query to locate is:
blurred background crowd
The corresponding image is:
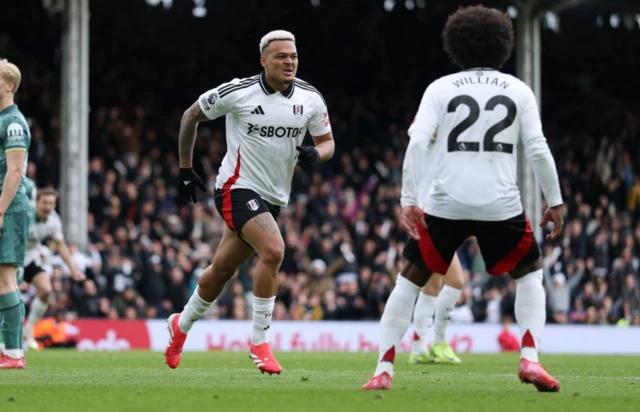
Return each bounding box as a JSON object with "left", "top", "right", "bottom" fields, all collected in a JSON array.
[{"left": 3, "top": 0, "right": 640, "bottom": 326}]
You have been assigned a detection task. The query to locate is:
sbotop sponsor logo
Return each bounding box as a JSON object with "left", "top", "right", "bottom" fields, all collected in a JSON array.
[{"left": 247, "top": 124, "right": 305, "bottom": 138}]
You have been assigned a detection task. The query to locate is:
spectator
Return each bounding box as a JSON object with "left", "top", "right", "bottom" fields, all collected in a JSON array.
[
  {"left": 498, "top": 317, "right": 520, "bottom": 352},
  {"left": 72, "top": 280, "right": 104, "bottom": 318},
  {"left": 544, "top": 269, "right": 586, "bottom": 324},
  {"left": 622, "top": 274, "right": 640, "bottom": 325}
]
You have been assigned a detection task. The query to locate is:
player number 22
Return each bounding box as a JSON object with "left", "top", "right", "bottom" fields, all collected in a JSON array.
[{"left": 446, "top": 95, "right": 516, "bottom": 153}]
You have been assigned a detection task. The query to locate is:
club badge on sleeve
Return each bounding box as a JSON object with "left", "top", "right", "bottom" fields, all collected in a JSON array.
[{"left": 207, "top": 91, "right": 218, "bottom": 106}]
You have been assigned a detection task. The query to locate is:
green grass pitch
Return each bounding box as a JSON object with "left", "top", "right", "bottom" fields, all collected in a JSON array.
[{"left": 0, "top": 351, "right": 638, "bottom": 412}]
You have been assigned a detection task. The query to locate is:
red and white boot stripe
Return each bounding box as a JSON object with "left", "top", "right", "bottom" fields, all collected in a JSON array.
[
  {"left": 250, "top": 353, "right": 266, "bottom": 369},
  {"left": 362, "top": 372, "right": 392, "bottom": 390},
  {"left": 249, "top": 343, "right": 282, "bottom": 375}
]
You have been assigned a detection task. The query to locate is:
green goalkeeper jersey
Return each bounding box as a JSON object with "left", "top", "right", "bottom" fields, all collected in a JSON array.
[
  {"left": 22, "top": 176, "right": 36, "bottom": 211},
  {"left": 0, "top": 104, "right": 31, "bottom": 213}
]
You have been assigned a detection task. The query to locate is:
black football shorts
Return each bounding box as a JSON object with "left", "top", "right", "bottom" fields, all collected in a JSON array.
[
  {"left": 214, "top": 188, "right": 280, "bottom": 236},
  {"left": 403, "top": 212, "right": 540, "bottom": 275}
]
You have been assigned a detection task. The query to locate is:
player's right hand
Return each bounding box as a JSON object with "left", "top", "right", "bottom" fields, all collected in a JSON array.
[
  {"left": 178, "top": 168, "right": 208, "bottom": 203},
  {"left": 402, "top": 205, "right": 427, "bottom": 240},
  {"left": 295, "top": 146, "right": 320, "bottom": 169},
  {"left": 540, "top": 205, "right": 563, "bottom": 241}
]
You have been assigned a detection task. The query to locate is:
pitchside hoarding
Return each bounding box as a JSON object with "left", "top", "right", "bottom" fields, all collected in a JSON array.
[{"left": 63, "top": 320, "right": 639, "bottom": 354}]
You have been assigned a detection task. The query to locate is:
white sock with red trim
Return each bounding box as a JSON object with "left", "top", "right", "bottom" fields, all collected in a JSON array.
[
  {"left": 514, "top": 269, "right": 545, "bottom": 363},
  {"left": 411, "top": 292, "right": 436, "bottom": 355},
  {"left": 374, "top": 274, "right": 420, "bottom": 377},
  {"left": 433, "top": 285, "right": 462, "bottom": 344}
]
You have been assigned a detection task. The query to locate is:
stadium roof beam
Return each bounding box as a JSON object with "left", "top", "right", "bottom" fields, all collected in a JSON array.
[{"left": 60, "top": 0, "right": 89, "bottom": 251}]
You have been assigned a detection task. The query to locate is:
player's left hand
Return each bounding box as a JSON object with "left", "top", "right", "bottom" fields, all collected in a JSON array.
[
  {"left": 540, "top": 204, "right": 564, "bottom": 241},
  {"left": 71, "top": 270, "right": 86, "bottom": 282},
  {"left": 295, "top": 146, "right": 320, "bottom": 169},
  {"left": 179, "top": 168, "right": 208, "bottom": 203},
  {"left": 402, "top": 205, "right": 427, "bottom": 240}
]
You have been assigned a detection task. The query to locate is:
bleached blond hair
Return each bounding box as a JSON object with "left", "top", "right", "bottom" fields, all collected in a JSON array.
[
  {"left": 259, "top": 30, "right": 296, "bottom": 55},
  {"left": 0, "top": 59, "right": 21, "bottom": 94}
]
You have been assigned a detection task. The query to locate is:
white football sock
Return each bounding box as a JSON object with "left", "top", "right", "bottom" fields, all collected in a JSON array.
[
  {"left": 252, "top": 296, "right": 275, "bottom": 345},
  {"left": 411, "top": 292, "right": 436, "bottom": 355},
  {"left": 25, "top": 297, "right": 48, "bottom": 335},
  {"left": 3, "top": 349, "right": 23, "bottom": 359},
  {"left": 433, "top": 285, "right": 462, "bottom": 344},
  {"left": 515, "top": 269, "right": 545, "bottom": 363},
  {"left": 374, "top": 274, "right": 420, "bottom": 377},
  {"left": 178, "top": 288, "right": 213, "bottom": 334}
]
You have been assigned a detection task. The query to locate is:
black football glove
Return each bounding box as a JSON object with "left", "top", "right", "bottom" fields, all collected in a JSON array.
[
  {"left": 179, "top": 168, "right": 207, "bottom": 203},
  {"left": 295, "top": 146, "right": 320, "bottom": 169}
]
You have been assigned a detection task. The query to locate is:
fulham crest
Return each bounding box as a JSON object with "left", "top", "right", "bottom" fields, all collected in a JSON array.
[
  {"left": 247, "top": 199, "right": 260, "bottom": 211},
  {"left": 293, "top": 105, "right": 303, "bottom": 117}
]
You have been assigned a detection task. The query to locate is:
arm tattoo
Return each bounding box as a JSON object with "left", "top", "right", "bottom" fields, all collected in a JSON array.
[
  {"left": 179, "top": 102, "right": 207, "bottom": 168},
  {"left": 254, "top": 213, "right": 280, "bottom": 235}
]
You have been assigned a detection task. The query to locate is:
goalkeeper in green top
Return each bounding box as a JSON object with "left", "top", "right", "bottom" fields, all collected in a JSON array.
[
  {"left": 0, "top": 58, "right": 33, "bottom": 369},
  {"left": 0, "top": 176, "right": 34, "bottom": 353}
]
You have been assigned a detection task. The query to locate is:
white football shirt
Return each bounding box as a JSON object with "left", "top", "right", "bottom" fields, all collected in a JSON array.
[
  {"left": 415, "top": 137, "right": 437, "bottom": 208},
  {"left": 198, "top": 72, "right": 332, "bottom": 207},
  {"left": 25, "top": 210, "right": 64, "bottom": 266},
  {"left": 402, "top": 69, "right": 562, "bottom": 221}
]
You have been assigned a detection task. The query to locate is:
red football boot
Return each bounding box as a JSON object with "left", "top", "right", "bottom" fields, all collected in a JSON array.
[
  {"left": 518, "top": 358, "right": 560, "bottom": 392},
  {"left": 164, "top": 313, "right": 187, "bottom": 369},
  {"left": 249, "top": 343, "right": 282, "bottom": 375},
  {"left": 0, "top": 355, "right": 25, "bottom": 369},
  {"left": 362, "top": 372, "right": 392, "bottom": 390}
]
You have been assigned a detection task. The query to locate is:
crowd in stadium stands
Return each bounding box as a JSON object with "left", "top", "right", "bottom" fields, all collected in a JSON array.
[
  {"left": 7, "top": 1, "right": 640, "bottom": 328},
  {"left": 17, "top": 69, "right": 640, "bottom": 327}
]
